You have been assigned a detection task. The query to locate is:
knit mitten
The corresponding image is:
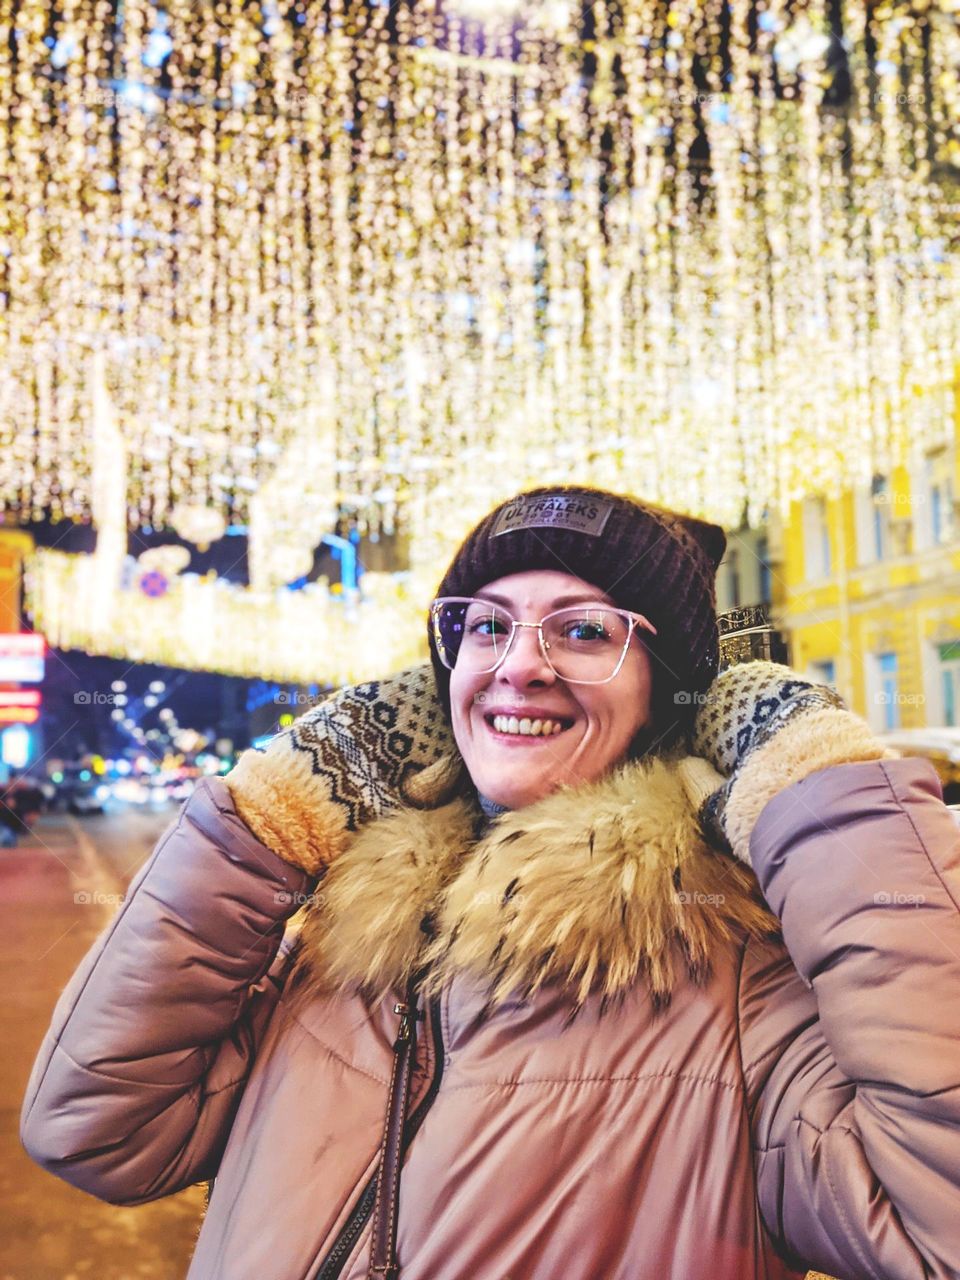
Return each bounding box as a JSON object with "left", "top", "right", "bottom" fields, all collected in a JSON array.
[
  {"left": 226, "top": 664, "right": 461, "bottom": 876},
  {"left": 687, "top": 661, "right": 895, "bottom": 863}
]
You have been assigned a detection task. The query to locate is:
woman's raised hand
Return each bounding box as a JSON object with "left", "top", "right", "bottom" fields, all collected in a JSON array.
[{"left": 226, "top": 664, "right": 460, "bottom": 875}]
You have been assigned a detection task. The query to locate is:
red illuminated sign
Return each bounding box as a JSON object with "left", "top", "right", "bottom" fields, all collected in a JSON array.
[
  {"left": 0, "top": 690, "right": 41, "bottom": 708},
  {"left": 0, "top": 633, "right": 45, "bottom": 683}
]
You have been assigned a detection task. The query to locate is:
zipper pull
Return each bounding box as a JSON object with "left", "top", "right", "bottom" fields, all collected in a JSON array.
[{"left": 393, "top": 1001, "right": 412, "bottom": 1046}]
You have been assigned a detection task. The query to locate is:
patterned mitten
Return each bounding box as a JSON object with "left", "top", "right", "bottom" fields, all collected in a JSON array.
[
  {"left": 226, "top": 664, "right": 461, "bottom": 875},
  {"left": 688, "top": 661, "right": 894, "bottom": 863}
]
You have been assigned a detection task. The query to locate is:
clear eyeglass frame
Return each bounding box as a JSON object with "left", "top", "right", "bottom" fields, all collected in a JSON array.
[{"left": 429, "top": 596, "right": 658, "bottom": 686}]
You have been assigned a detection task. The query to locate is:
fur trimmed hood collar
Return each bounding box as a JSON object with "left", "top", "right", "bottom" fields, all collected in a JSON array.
[{"left": 294, "top": 756, "right": 777, "bottom": 1011}]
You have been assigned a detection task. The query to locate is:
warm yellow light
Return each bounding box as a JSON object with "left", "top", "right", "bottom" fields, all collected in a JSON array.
[
  {"left": 446, "top": 0, "right": 523, "bottom": 20},
  {"left": 2, "top": 0, "right": 959, "bottom": 683}
]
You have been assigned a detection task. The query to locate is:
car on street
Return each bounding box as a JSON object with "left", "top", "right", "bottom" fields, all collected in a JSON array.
[
  {"left": 55, "top": 767, "right": 110, "bottom": 816},
  {"left": 0, "top": 775, "right": 46, "bottom": 844}
]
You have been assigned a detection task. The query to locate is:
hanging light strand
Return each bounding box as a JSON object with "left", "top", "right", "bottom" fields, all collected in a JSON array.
[{"left": 0, "top": 0, "right": 956, "bottom": 558}]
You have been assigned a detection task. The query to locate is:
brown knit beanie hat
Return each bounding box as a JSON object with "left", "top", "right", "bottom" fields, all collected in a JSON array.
[{"left": 428, "top": 485, "right": 726, "bottom": 750}]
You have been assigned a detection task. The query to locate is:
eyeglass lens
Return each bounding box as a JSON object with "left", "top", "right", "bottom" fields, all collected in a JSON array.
[{"left": 432, "top": 599, "right": 633, "bottom": 681}]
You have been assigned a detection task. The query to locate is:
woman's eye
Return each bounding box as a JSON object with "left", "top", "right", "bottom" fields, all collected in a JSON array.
[
  {"left": 566, "top": 621, "right": 607, "bottom": 642},
  {"left": 468, "top": 616, "right": 506, "bottom": 636}
]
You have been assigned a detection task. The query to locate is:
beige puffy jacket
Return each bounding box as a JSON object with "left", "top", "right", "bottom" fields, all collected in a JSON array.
[{"left": 21, "top": 752, "right": 960, "bottom": 1280}]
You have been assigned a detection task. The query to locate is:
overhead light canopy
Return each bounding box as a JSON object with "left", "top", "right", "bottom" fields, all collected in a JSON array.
[{"left": 4, "top": 0, "right": 960, "bottom": 680}]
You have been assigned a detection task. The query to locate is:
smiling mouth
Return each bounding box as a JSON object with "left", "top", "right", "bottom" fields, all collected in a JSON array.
[{"left": 485, "top": 713, "right": 573, "bottom": 738}]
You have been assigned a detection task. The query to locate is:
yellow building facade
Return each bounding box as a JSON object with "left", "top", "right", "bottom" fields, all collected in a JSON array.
[{"left": 774, "top": 441, "right": 960, "bottom": 733}]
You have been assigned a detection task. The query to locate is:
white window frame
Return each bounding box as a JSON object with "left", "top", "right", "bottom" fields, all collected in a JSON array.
[
  {"left": 910, "top": 449, "right": 956, "bottom": 552},
  {"left": 866, "top": 650, "right": 900, "bottom": 732},
  {"left": 802, "top": 496, "right": 832, "bottom": 582},
  {"left": 936, "top": 640, "right": 960, "bottom": 728},
  {"left": 854, "top": 475, "right": 891, "bottom": 566}
]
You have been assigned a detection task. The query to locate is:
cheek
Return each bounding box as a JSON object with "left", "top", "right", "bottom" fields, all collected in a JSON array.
[
  {"left": 449, "top": 670, "right": 482, "bottom": 745},
  {"left": 625, "top": 669, "right": 653, "bottom": 729},
  {"left": 587, "top": 657, "right": 652, "bottom": 745}
]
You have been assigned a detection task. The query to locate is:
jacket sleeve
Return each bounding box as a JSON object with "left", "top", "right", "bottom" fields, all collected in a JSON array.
[
  {"left": 740, "top": 757, "right": 960, "bottom": 1280},
  {"left": 20, "top": 776, "right": 312, "bottom": 1206}
]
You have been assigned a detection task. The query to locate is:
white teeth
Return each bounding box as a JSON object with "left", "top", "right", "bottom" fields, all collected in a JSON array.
[{"left": 491, "top": 715, "right": 565, "bottom": 736}]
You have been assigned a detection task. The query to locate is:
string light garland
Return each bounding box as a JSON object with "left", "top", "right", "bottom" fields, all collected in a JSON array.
[
  {"left": 26, "top": 350, "right": 436, "bottom": 682},
  {"left": 26, "top": 548, "right": 435, "bottom": 684},
  {"left": 1, "top": 0, "right": 959, "bottom": 589}
]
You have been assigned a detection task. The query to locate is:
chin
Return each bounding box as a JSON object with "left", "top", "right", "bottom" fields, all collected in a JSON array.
[{"left": 477, "top": 774, "right": 557, "bottom": 811}]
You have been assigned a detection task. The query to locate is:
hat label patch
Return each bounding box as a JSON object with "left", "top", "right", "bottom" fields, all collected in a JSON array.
[{"left": 490, "top": 494, "right": 615, "bottom": 538}]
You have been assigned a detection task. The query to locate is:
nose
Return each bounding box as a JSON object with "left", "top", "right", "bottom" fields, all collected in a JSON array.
[{"left": 495, "top": 624, "right": 556, "bottom": 689}]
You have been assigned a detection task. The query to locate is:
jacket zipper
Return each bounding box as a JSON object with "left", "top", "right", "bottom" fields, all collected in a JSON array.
[{"left": 313, "top": 996, "right": 445, "bottom": 1280}]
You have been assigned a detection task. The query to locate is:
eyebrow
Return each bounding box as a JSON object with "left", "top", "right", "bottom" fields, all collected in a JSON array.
[{"left": 474, "top": 590, "right": 616, "bottom": 610}]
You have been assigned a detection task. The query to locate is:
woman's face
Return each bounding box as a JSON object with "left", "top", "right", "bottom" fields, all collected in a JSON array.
[{"left": 448, "top": 570, "right": 654, "bottom": 810}]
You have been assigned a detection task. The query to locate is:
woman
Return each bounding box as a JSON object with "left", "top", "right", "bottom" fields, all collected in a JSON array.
[{"left": 21, "top": 486, "right": 960, "bottom": 1280}]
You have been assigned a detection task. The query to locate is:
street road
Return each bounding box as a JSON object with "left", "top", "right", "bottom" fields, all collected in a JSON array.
[{"left": 0, "top": 801, "right": 204, "bottom": 1280}]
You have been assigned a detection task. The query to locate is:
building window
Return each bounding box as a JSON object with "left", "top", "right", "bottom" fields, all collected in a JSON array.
[
  {"left": 756, "top": 535, "right": 772, "bottom": 603},
  {"left": 927, "top": 449, "right": 955, "bottom": 547},
  {"left": 717, "top": 546, "right": 744, "bottom": 612},
  {"left": 874, "top": 651, "right": 900, "bottom": 730},
  {"left": 871, "top": 474, "right": 891, "bottom": 560},
  {"left": 802, "top": 496, "right": 831, "bottom": 581},
  {"left": 727, "top": 549, "right": 741, "bottom": 608},
  {"left": 854, "top": 473, "right": 897, "bottom": 565},
  {"left": 808, "top": 658, "right": 837, "bottom": 691},
  {"left": 939, "top": 641, "right": 960, "bottom": 727}
]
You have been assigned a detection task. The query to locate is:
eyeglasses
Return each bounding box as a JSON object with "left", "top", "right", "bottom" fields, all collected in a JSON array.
[{"left": 430, "top": 596, "right": 658, "bottom": 685}]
